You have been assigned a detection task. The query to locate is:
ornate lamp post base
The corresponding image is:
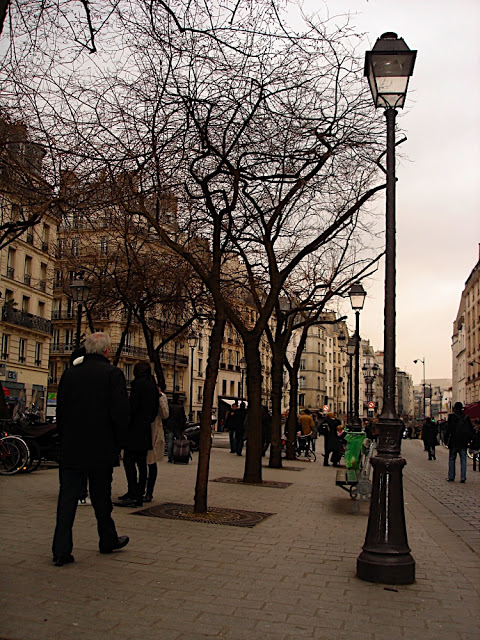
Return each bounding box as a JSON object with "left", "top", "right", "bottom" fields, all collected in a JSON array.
[{"left": 357, "top": 417, "right": 415, "bottom": 585}]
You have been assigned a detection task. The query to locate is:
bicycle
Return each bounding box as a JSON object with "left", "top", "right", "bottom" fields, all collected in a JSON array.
[
  {"left": 296, "top": 434, "right": 316, "bottom": 462},
  {"left": 0, "top": 434, "right": 30, "bottom": 475}
]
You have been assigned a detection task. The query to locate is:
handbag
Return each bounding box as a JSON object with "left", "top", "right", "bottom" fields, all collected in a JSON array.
[{"left": 158, "top": 392, "right": 169, "bottom": 420}]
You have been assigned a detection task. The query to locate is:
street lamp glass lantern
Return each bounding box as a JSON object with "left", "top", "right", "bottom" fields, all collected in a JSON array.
[
  {"left": 348, "top": 283, "right": 367, "bottom": 310},
  {"left": 70, "top": 275, "right": 90, "bottom": 303},
  {"left": 364, "top": 32, "right": 417, "bottom": 109},
  {"left": 347, "top": 337, "right": 356, "bottom": 356},
  {"left": 239, "top": 357, "right": 246, "bottom": 371},
  {"left": 187, "top": 332, "right": 198, "bottom": 349}
]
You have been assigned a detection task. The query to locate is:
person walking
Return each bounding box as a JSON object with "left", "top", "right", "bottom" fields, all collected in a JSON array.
[
  {"left": 446, "top": 401, "right": 475, "bottom": 483},
  {"left": 52, "top": 332, "right": 130, "bottom": 566},
  {"left": 421, "top": 417, "right": 438, "bottom": 461},
  {"left": 298, "top": 409, "right": 314, "bottom": 455},
  {"left": 144, "top": 387, "right": 169, "bottom": 502},
  {"left": 117, "top": 362, "right": 159, "bottom": 507},
  {"left": 321, "top": 412, "right": 342, "bottom": 466},
  {"left": 164, "top": 393, "right": 187, "bottom": 462},
  {"left": 224, "top": 403, "right": 238, "bottom": 453},
  {"left": 234, "top": 401, "right": 247, "bottom": 456}
]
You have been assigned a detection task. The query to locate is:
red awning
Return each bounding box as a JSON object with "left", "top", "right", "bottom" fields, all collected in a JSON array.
[
  {"left": 464, "top": 402, "right": 480, "bottom": 420},
  {"left": 2, "top": 387, "right": 10, "bottom": 397}
]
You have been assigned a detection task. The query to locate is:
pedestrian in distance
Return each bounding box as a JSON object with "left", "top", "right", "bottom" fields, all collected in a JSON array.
[
  {"left": 298, "top": 409, "right": 314, "bottom": 453},
  {"left": 117, "top": 361, "right": 159, "bottom": 507},
  {"left": 446, "top": 401, "right": 475, "bottom": 483},
  {"left": 321, "top": 412, "right": 342, "bottom": 466},
  {"left": 234, "top": 401, "right": 248, "bottom": 456},
  {"left": 163, "top": 392, "right": 187, "bottom": 462},
  {"left": 52, "top": 332, "right": 130, "bottom": 566},
  {"left": 224, "top": 403, "right": 238, "bottom": 453},
  {"left": 421, "top": 417, "right": 438, "bottom": 461}
]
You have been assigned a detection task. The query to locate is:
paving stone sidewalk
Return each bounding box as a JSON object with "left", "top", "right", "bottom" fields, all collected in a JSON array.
[{"left": 1, "top": 437, "right": 479, "bottom": 640}]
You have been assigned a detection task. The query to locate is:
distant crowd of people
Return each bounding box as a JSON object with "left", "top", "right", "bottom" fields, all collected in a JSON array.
[{"left": 51, "top": 332, "right": 480, "bottom": 567}]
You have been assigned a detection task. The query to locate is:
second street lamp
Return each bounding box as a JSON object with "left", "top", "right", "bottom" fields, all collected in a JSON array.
[
  {"left": 348, "top": 283, "right": 366, "bottom": 429},
  {"left": 187, "top": 332, "right": 198, "bottom": 422},
  {"left": 414, "top": 358, "right": 426, "bottom": 418},
  {"left": 70, "top": 271, "right": 90, "bottom": 349},
  {"left": 357, "top": 32, "right": 417, "bottom": 585}
]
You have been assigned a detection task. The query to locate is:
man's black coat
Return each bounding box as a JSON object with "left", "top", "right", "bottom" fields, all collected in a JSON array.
[{"left": 56, "top": 353, "right": 130, "bottom": 469}]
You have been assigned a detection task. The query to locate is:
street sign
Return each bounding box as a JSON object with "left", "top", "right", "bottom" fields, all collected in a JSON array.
[
  {"left": 368, "top": 401, "right": 375, "bottom": 409},
  {"left": 323, "top": 405, "right": 329, "bottom": 412},
  {"left": 7, "top": 371, "right": 17, "bottom": 380}
]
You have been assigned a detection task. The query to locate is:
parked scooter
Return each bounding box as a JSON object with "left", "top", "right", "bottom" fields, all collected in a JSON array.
[{"left": 183, "top": 423, "right": 201, "bottom": 452}]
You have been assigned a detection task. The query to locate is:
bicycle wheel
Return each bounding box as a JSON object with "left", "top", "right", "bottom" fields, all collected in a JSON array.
[
  {"left": 24, "top": 438, "right": 42, "bottom": 472},
  {"left": 307, "top": 450, "right": 317, "bottom": 462},
  {"left": 0, "top": 438, "right": 23, "bottom": 474},
  {"left": 2, "top": 436, "right": 30, "bottom": 472}
]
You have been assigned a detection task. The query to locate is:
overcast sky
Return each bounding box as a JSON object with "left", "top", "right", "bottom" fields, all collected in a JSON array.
[{"left": 301, "top": 0, "right": 480, "bottom": 385}]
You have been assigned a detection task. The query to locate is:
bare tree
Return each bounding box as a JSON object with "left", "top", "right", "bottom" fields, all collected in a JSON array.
[{"left": 3, "top": 1, "right": 388, "bottom": 501}]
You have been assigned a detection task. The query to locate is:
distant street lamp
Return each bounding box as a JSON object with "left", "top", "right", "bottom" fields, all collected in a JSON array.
[
  {"left": 70, "top": 271, "right": 90, "bottom": 349},
  {"left": 239, "top": 357, "right": 246, "bottom": 400},
  {"left": 187, "top": 332, "right": 198, "bottom": 422},
  {"left": 363, "top": 362, "right": 379, "bottom": 418},
  {"left": 348, "top": 283, "right": 367, "bottom": 429},
  {"left": 414, "top": 358, "right": 426, "bottom": 418},
  {"left": 357, "top": 32, "right": 417, "bottom": 585}
]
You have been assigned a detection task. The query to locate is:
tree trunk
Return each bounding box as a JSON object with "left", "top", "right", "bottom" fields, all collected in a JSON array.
[
  {"left": 269, "top": 343, "right": 284, "bottom": 468},
  {"left": 243, "top": 338, "right": 263, "bottom": 483},
  {"left": 194, "top": 310, "right": 226, "bottom": 513},
  {"left": 285, "top": 368, "right": 299, "bottom": 460}
]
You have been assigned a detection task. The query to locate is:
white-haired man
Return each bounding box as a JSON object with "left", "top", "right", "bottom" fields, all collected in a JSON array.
[{"left": 52, "top": 332, "right": 130, "bottom": 565}]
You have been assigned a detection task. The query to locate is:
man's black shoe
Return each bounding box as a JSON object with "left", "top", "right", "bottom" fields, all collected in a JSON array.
[
  {"left": 114, "top": 498, "right": 143, "bottom": 508},
  {"left": 53, "top": 554, "right": 75, "bottom": 567},
  {"left": 100, "top": 535, "right": 130, "bottom": 554},
  {"left": 117, "top": 492, "right": 132, "bottom": 501}
]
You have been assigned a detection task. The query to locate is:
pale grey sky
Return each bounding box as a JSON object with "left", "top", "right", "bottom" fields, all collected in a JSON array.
[{"left": 302, "top": 0, "right": 480, "bottom": 384}]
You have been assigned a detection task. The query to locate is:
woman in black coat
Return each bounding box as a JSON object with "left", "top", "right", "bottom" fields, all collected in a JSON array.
[{"left": 118, "top": 362, "right": 159, "bottom": 507}]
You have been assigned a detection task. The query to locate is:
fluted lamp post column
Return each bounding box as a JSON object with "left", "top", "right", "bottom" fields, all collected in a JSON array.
[
  {"left": 70, "top": 271, "right": 90, "bottom": 349},
  {"left": 357, "top": 32, "right": 417, "bottom": 585},
  {"left": 187, "top": 332, "right": 198, "bottom": 422},
  {"left": 348, "top": 283, "right": 366, "bottom": 429}
]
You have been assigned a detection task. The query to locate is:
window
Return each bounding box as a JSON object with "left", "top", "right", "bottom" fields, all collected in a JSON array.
[
  {"left": 71, "top": 238, "right": 79, "bottom": 256},
  {"left": 100, "top": 237, "right": 108, "bottom": 255},
  {"left": 227, "top": 349, "right": 232, "bottom": 365},
  {"left": 38, "top": 301, "right": 45, "bottom": 317},
  {"left": 198, "top": 333, "right": 203, "bottom": 352},
  {"left": 65, "top": 330, "right": 74, "bottom": 348},
  {"left": 198, "top": 358, "right": 203, "bottom": 376},
  {"left": 35, "top": 342, "right": 42, "bottom": 366},
  {"left": 197, "top": 385, "right": 203, "bottom": 402},
  {"left": 298, "top": 394, "right": 305, "bottom": 407},
  {"left": 22, "top": 296, "right": 30, "bottom": 313},
  {"left": 1, "top": 334, "right": 10, "bottom": 359},
  {"left": 230, "top": 381, "right": 235, "bottom": 396},
  {"left": 124, "top": 364, "right": 132, "bottom": 383},
  {"left": 39, "top": 263, "right": 47, "bottom": 291},
  {"left": 222, "top": 379, "right": 227, "bottom": 395},
  {"left": 24, "top": 255, "right": 32, "bottom": 286},
  {"left": 6, "top": 248, "right": 15, "bottom": 279},
  {"left": 299, "top": 375, "right": 306, "bottom": 389},
  {"left": 19, "top": 338, "right": 26, "bottom": 363},
  {"left": 52, "top": 329, "right": 60, "bottom": 347},
  {"left": 300, "top": 359, "right": 306, "bottom": 370}
]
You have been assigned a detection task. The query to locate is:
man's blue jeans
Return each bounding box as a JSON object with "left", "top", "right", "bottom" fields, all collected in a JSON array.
[{"left": 448, "top": 447, "right": 467, "bottom": 481}]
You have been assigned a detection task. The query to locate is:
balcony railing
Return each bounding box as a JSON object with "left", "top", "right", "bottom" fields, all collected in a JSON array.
[
  {"left": 52, "top": 310, "right": 75, "bottom": 320},
  {"left": 2, "top": 305, "right": 53, "bottom": 335}
]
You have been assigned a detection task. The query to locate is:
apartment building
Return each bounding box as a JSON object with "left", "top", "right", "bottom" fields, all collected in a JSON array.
[
  {"left": 0, "top": 123, "right": 56, "bottom": 417},
  {"left": 452, "top": 244, "right": 480, "bottom": 404}
]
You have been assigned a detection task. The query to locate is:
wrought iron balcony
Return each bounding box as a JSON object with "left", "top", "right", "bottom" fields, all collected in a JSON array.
[{"left": 2, "top": 305, "right": 53, "bottom": 335}]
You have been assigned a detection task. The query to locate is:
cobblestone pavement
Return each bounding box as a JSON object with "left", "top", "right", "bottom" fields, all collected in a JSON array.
[{"left": 1, "top": 436, "right": 479, "bottom": 640}]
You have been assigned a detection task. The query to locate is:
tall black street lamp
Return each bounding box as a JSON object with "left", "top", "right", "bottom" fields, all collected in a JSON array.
[
  {"left": 414, "top": 357, "right": 426, "bottom": 418},
  {"left": 187, "top": 332, "right": 198, "bottom": 422},
  {"left": 70, "top": 271, "right": 90, "bottom": 349},
  {"left": 357, "top": 33, "right": 417, "bottom": 585},
  {"left": 348, "top": 283, "right": 367, "bottom": 429}
]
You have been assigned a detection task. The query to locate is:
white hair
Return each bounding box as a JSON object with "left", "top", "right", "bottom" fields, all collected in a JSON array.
[{"left": 84, "top": 332, "right": 111, "bottom": 355}]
